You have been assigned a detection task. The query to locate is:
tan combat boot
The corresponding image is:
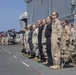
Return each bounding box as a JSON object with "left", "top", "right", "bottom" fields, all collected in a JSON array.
[
  {"left": 50, "top": 65, "right": 60, "bottom": 69},
  {"left": 32, "top": 57, "right": 39, "bottom": 61},
  {"left": 42, "top": 61, "right": 48, "bottom": 65}
]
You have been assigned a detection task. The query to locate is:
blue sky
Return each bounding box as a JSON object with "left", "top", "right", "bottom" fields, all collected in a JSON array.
[{"left": 0, "top": 0, "right": 27, "bottom": 31}]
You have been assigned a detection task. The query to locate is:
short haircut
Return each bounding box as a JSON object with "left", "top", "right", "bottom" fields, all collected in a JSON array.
[
  {"left": 24, "top": 27, "right": 27, "bottom": 29},
  {"left": 55, "top": 12, "right": 59, "bottom": 18},
  {"left": 48, "top": 16, "right": 52, "bottom": 20},
  {"left": 38, "top": 20, "right": 42, "bottom": 24},
  {"left": 43, "top": 19, "right": 47, "bottom": 22},
  {"left": 53, "top": 12, "right": 59, "bottom": 18},
  {"left": 63, "top": 20, "right": 68, "bottom": 24},
  {"left": 30, "top": 25, "right": 33, "bottom": 30}
]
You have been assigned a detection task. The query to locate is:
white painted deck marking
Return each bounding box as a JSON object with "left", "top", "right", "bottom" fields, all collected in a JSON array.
[
  {"left": 13, "top": 55, "right": 17, "bottom": 59},
  {"left": 21, "top": 61, "right": 29, "bottom": 67}
]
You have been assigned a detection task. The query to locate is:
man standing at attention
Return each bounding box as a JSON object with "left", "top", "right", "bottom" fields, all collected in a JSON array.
[
  {"left": 50, "top": 12, "right": 62, "bottom": 69},
  {"left": 45, "top": 16, "right": 53, "bottom": 67}
]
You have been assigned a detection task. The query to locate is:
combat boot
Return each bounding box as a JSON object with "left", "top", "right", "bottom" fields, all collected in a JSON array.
[
  {"left": 32, "top": 57, "right": 39, "bottom": 61},
  {"left": 42, "top": 61, "right": 48, "bottom": 65},
  {"left": 50, "top": 65, "right": 60, "bottom": 69},
  {"left": 25, "top": 54, "right": 29, "bottom": 57}
]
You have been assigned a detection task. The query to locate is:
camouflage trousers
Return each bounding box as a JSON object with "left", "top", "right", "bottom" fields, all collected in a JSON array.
[
  {"left": 33, "top": 43, "right": 38, "bottom": 56},
  {"left": 24, "top": 41, "right": 30, "bottom": 53},
  {"left": 51, "top": 35, "right": 60, "bottom": 65},
  {"left": 42, "top": 43, "right": 47, "bottom": 56}
]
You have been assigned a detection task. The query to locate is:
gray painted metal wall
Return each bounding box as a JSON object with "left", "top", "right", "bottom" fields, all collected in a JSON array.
[{"left": 26, "top": 0, "right": 76, "bottom": 24}]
